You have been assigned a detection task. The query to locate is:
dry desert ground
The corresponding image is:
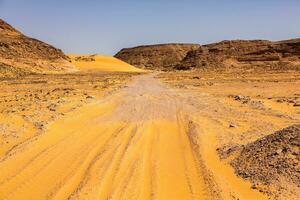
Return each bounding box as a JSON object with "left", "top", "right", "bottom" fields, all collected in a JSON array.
[{"left": 0, "top": 67, "right": 299, "bottom": 200}]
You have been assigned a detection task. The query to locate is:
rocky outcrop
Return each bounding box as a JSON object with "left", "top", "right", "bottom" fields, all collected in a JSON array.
[
  {"left": 115, "top": 39, "right": 300, "bottom": 71},
  {"left": 232, "top": 124, "right": 300, "bottom": 187},
  {"left": 115, "top": 44, "right": 200, "bottom": 70},
  {"left": 0, "top": 62, "right": 31, "bottom": 78},
  {"left": 0, "top": 19, "right": 74, "bottom": 78},
  {"left": 0, "top": 19, "right": 21, "bottom": 35},
  {"left": 179, "top": 39, "right": 300, "bottom": 70}
]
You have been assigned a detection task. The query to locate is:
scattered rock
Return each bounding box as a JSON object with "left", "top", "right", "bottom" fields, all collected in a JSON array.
[
  {"left": 34, "top": 122, "right": 45, "bottom": 130},
  {"left": 229, "top": 123, "right": 238, "bottom": 128},
  {"left": 47, "top": 103, "right": 57, "bottom": 111},
  {"left": 229, "top": 94, "right": 251, "bottom": 103},
  {"left": 293, "top": 102, "right": 300, "bottom": 107},
  {"left": 86, "top": 95, "right": 94, "bottom": 99},
  {"left": 217, "top": 145, "right": 242, "bottom": 159},
  {"left": 232, "top": 124, "right": 300, "bottom": 187},
  {"left": 277, "top": 99, "right": 285, "bottom": 103},
  {"left": 248, "top": 100, "right": 265, "bottom": 110},
  {"left": 74, "top": 55, "right": 96, "bottom": 62}
]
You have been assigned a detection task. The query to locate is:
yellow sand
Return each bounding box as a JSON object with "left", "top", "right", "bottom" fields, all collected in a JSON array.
[
  {"left": 68, "top": 54, "right": 144, "bottom": 72},
  {"left": 0, "top": 73, "right": 275, "bottom": 200},
  {"left": 194, "top": 117, "right": 268, "bottom": 200}
]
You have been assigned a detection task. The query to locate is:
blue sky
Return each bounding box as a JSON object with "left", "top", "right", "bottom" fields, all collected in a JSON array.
[{"left": 0, "top": 0, "right": 299, "bottom": 55}]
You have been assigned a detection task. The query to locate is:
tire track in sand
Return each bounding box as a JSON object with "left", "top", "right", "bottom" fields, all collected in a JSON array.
[{"left": 0, "top": 73, "right": 270, "bottom": 200}]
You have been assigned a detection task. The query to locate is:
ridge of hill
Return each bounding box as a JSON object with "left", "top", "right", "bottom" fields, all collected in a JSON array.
[
  {"left": 115, "top": 39, "right": 300, "bottom": 71},
  {"left": 0, "top": 19, "right": 75, "bottom": 78},
  {"left": 115, "top": 43, "right": 200, "bottom": 70}
]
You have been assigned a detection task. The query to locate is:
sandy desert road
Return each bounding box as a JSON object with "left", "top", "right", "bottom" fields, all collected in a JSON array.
[{"left": 0, "top": 73, "right": 268, "bottom": 200}]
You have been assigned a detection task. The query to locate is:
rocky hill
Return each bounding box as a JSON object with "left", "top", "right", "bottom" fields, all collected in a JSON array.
[
  {"left": 114, "top": 44, "right": 200, "bottom": 70},
  {"left": 179, "top": 39, "right": 300, "bottom": 70},
  {"left": 115, "top": 39, "right": 300, "bottom": 71},
  {"left": 0, "top": 19, "right": 74, "bottom": 78}
]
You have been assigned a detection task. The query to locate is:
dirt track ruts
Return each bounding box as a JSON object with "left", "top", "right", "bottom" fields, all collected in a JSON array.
[{"left": 0, "top": 73, "right": 268, "bottom": 200}]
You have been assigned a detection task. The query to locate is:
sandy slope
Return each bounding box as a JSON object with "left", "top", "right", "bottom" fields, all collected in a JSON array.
[
  {"left": 68, "top": 54, "right": 144, "bottom": 72},
  {"left": 0, "top": 73, "right": 271, "bottom": 200}
]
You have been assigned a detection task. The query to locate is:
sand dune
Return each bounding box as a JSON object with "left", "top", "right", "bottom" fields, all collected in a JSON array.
[{"left": 68, "top": 54, "right": 144, "bottom": 72}]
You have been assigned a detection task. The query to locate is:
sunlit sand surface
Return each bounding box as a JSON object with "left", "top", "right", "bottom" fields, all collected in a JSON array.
[
  {"left": 0, "top": 69, "right": 299, "bottom": 199},
  {"left": 2, "top": 73, "right": 290, "bottom": 200},
  {"left": 68, "top": 54, "right": 144, "bottom": 72}
]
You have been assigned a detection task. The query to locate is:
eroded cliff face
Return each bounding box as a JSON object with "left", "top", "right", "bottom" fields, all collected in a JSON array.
[
  {"left": 114, "top": 43, "right": 200, "bottom": 70},
  {"left": 115, "top": 39, "right": 300, "bottom": 71},
  {"left": 179, "top": 39, "right": 300, "bottom": 70},
  {"left": 0, "top": 19, "right": 75, "bottom": 78}
]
